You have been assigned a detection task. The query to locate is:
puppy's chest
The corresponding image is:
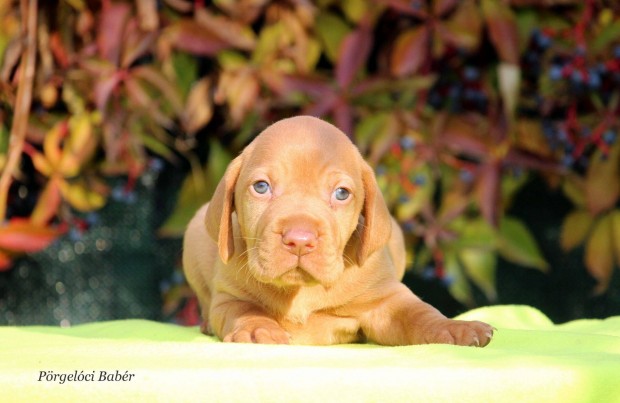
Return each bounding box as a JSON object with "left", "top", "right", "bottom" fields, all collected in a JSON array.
[{"left": 278, "top": 287, "right": 335, "bottom": 324}]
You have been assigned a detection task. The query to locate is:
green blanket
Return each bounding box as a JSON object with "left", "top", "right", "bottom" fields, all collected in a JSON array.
[{"left": 1, "top": 305, "right": 619, "bottom": 402}]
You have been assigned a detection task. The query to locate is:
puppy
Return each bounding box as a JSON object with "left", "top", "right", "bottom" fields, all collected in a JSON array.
[{"left": 183, "top": 116, "right": 493, "bottom": 346}]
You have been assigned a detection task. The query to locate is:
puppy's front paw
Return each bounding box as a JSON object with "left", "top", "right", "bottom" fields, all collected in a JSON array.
[
  {"left": 223, "top": 319, "right": 290, "bottom": 344},
  {"left": 424, "top": 319, "right": 494, "bottom": 347}
]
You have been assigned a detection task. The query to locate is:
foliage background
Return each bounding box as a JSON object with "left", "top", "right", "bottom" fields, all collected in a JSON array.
[{"left": 1, "top": 0, "right": 619, "bottom": 325}]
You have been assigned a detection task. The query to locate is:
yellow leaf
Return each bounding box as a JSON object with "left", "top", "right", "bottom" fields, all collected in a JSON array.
[
  {"left": 586, "top": 142, "right": 620, "bottom": 215},
  {"left": 30, "top": 150, "right": 54, "bottom": 177},
  {"left": 59, "top": 180, "right": 106, "bottom": 212},
  {"left": 43, "top": 121, "right": 66, "bottom": 169},
  {"left": 560, "top": 209, "right": 594, "bottom": 251},
  {"left": 585, "top": 214, "right": 614, "bottom": 295},
  {"left": 610, "top": 210, "right": 620, "bottom": 272},
  {"left": 60, "top": 114, "right": 97, "bottom": 177},
  {"left": 183, "top": 77, "right": 213, "bottom": 135},
  {"left": 30, "top": 176, "right": 62, "bottom": 225}
]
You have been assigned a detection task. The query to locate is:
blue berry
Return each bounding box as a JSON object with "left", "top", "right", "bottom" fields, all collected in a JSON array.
[
  {"left": 422, "top": 266, "right": 435, "bottom": 280},
  {"left": 400, "top": 137, "right": 416, "bottom": 150},
  {"left": 603, "top": 130, "right": 617, "bottom": 145},
  {"left": 562, "top": 154, "right": 574, "bottom": 167},
  {"left": 613, "top": 45, "right": 620, "bottom": 59},
  {"left": 85, "top": 212, "right": 100, "bottom": 226},
  {"left": 570, "top": 70, "right": 583, "bottom": 84},
  {"left": 413, "top": 173, "right": 426, "bottom": 186},
  {"left": 463, "top": 66, "right": 480, "bottom": 82},
  {"left": 588, "top": 69, "right": 601, "bottom": 89},
  {"left": 549, "top": 65, "right": 563, "bottom": 81},
  {"left": 149, "top": 158, "right": 165, "bottom": 172},
  {"left": 533, "top": 30, "right": 551, "bottom": 49},
  {"left": 441, "top": 274, "right": 455, "bottom": 287},
  {"left": 459, "top": 170, "right": 474, "bottom": 183}
]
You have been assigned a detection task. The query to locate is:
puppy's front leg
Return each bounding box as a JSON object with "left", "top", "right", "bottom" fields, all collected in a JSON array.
[
  {"left": 210, "top": 293, "right": 290, "bottom": 344},
  {"left": 360, "top": 283, "right": 493, "bottom": 347}
]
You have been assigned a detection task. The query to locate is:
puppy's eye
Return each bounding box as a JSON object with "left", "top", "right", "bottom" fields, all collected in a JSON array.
[
  {"left": 333, "top": 187, "right": 350, "bottom": 201},
  {"left": 252, "top": 180, "right": 271, "bottom": 195}
]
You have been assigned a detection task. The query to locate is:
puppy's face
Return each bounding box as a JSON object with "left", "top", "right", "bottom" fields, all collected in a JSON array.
[
  {"left": 234, "top": 118, "right": 364, "bottom": 287},
  {"left": 205, "top": 116, "right": 392, "bottom": 289}
]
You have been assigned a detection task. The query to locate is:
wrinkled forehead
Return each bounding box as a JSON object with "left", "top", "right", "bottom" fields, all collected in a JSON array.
[{"left": 242, "top": 117, "right": 362, "bottom": 176}]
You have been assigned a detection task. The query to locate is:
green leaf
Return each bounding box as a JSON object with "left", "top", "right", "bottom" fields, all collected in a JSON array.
[
  {"left": 459, "top": 248, "right": 497, "bottom": 302},
  {"left": 450, "top": 218, "right": 497, "bottom": 250},
  {"left": 445, "top": 251, "right": 474, "bottom": 307},
  {"left": 340, "top": 0, "right": 370, "bottom": 23},
  {"left": 498, "top": 216, "right": 549, "bottom": 271},
  {"left": 315, "top": 12, "right": 351, "bottom": 64},
  {"left": 560, "top": 209, "right": 594, "bottom": 251},
  {"left": 158, "top": 141, "right": 232, "bottom": 237},
  {"left": 585, "top": 214, "right": 615, "bottom": 295},
  {"left": 252, "top": 22, "right": 283, "bottom": 65},
  {"left": 591, "top": 20, "right": 620, "bottom": 55},
  {"left": 172, "top": 52, "right": 198, "bottom": 98}
]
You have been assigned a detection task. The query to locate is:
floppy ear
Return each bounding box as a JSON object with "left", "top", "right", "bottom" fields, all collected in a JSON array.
[
  {"left": 205, "top": 155, "right": 243, "bottom": 264},
  {"left": 357, "top": 161, "right": 393, "bottom": 265}
]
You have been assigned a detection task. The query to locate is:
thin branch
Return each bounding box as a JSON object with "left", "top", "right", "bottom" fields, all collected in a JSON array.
[{"left": 0, "top": 0, "right": 38, "bottom": 221}]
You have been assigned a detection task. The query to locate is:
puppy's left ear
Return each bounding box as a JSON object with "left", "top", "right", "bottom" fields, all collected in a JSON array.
[{"left": 357, "top": 161, "right": 392, "bottom": 265}]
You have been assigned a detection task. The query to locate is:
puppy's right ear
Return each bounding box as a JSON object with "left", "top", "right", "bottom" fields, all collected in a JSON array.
[{"left": 205, "top": 155, "right": 243, "bottom": 264}]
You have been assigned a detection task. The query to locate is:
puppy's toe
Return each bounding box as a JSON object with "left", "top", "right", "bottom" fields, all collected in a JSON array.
[
  {"left": 253, "top": 327, "right": 290, "bottom": 344},
  {"left": 426, "top": 320, "right": 494, "bottom": 347},
  {"left": 223, "top": 322, "right": 290, "bottom": 344},
  {"left": 450, "top": 320, "right": 494, "bottom": 347}
]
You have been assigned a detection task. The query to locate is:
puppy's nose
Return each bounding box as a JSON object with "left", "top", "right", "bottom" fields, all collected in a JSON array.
[{"left": 282, "top": 229, "right": 317, "bottom": 256}]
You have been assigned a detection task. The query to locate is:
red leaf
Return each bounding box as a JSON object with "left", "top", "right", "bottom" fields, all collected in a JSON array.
[
  {"left": 161, "top": 20, "right": 230, "bottom": 57},
  {"left": 433, "top": 0, "right": 459, "bottom": 16},
  {"left": 476, "top": 161, "right": 501, "bottom": 226},
  {"left": 94, "top": 72, "right": 124, "bottom": 112},
  {"left": 440, "top": 116, "right": 489, "bottom": 159},
  {"left": 336, "top": 25, "right": 373, "bottom": 89},
  {"left": 390, "top": 26, "right": 429, "bottom": 78},
  {"left": 266, "top": 74, "right": 332, "bottom": 99},
  {"left": 383, "top": 0, "right": 428, "bottom": 18},
  {"left": 481, "top": 0, "right": 520, "bottom": 64},
  {"left": 0, "top": 250, "right": 13, "bottom": 272},
  {"left": 97, "top": 2, "right": 131, "bottom": 65},
  {"left": 0, "top": 220, "right": 63, "bottom": 253},
  {"left": 332, "top": 100, "right": 354, "bottom": 138}
]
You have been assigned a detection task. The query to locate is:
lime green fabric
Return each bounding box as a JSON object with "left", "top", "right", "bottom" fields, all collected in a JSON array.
[{"left": 1, "top": 305, "right": 619, "bottom": 402}]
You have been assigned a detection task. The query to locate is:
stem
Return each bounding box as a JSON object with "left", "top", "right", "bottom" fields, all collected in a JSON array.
[{"left": 0, "top": 0, "right": 38, "bottom": 221}]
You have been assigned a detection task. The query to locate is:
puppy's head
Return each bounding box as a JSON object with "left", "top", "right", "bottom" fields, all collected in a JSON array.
[{"left": 205, "top": 116, "right": 391, "bottom": 287}]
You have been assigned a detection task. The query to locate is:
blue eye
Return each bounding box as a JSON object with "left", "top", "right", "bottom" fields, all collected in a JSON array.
[
  {"left": 252, "top": 181, "right": 271, "bottom": 194},
  {"left": 334, "top": 187, "right": 350, "bottom": 201}
]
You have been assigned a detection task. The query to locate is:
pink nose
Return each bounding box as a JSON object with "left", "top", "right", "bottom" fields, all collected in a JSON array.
[{"left": 282, "top": 229, "right": 317, "bottom": 256}]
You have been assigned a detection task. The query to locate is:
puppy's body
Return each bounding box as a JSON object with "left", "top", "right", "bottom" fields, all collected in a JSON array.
[{"left": 183, "top": 116, "right": 493, "bottom": 346}]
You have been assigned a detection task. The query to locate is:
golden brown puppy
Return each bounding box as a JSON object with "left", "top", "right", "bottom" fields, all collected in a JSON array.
[{"left": 183, "top": 116, "right": 493, "bottom": 346}]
